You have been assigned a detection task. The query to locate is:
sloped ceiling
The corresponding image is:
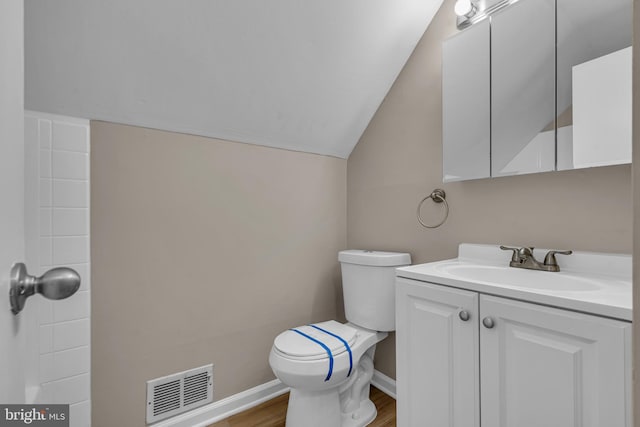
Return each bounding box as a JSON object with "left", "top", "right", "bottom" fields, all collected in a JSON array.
[{"left": 25, "top": 0, "right": 444, "bottom": 158}]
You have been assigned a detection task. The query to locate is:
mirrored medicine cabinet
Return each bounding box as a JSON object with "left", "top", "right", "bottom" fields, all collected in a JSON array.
[{"left": 442, "top": 0, "right": 632, "bottom": 183}]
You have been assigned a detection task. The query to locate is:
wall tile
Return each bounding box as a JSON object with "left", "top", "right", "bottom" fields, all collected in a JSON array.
[
  {"left": 40, "top": 237, "right": 52, "bottom": 266},
  {"left": 38, "top": 299, "right": 54, "bottom": 325},
  {"left": 39, "top": 179, "right": 52, "bottom": 207},
  {"left": 28, "top": 113, "right": 90, "bottom": 415},
  {"left": 69, "top": 400, "right": 90, "bottom": 427},
  {"left": 52, "top": 151, "right": 88, "bottom": 180},
  {"left": 54, "top": 319, "right": 90, "bottom": 352},
  {"left": 40, "top": 149, "right": 51, "bottom": 178},
  {"left": 53, "top": 122, "right": 89, "bottom": 153},
  {"left": 53, "top": 180, "right": 88, "bottom": 208},
  {"left": 40, "top": 325, "right": 53, "bottom": 354},
  {"left": 53, "top": 347, "right": 90, "bottom": 379},
  {"left": 39, "top": 354, "right": 55, "bottom": 384},
  {"left": 40, "top": 208, "right": 52, "bottom": 236},
  {"left": 42, "top": 374, "right": 90, "bottom": 405},
  {"left": 53, "top": 209, "right": 88, "bottom": 236},
  {"left": 52, "top": 236, "right": 89, "bottom": 264},
  {"left": 39, "top": 120, "right": 52, "bottom": 149},
  {"left": 53, "top": 291, "right": 89, "bottom": 322}
]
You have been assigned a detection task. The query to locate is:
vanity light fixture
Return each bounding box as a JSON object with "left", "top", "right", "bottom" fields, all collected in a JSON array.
[
  {"left": 455, "top": 0, "right": 521, "bottom": 29},
  {"left": 454, "top": 0, "right": 477, "bottom": 18}
]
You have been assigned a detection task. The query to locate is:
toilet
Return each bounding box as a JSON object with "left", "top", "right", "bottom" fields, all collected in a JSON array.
[{"left": 269, "top": 250, "right": 411, "bottom": 427}]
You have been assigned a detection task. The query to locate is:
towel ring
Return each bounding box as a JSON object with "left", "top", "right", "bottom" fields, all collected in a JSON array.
[{"left": 417, "top": 189, "right": 449, "bottom": 229}]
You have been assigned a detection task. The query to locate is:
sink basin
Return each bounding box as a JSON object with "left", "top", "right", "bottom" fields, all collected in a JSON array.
[{"left": 435, "top": 264, "right": 602, "bottom": 292}]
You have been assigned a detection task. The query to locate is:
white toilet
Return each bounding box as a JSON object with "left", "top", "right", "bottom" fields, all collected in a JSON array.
[{"left": 269, "top": 250, "right": 411, "bottom": 427}]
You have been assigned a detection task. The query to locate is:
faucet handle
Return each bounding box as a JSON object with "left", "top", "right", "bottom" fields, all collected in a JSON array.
[
  {"left": 500, "top": 245, "right": 520, "bottom": 262},
  {"left": 543, "top": 250, "right": 573, "bottom": 267}
]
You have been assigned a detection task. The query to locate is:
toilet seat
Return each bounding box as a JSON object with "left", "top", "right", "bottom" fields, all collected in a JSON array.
[
  {"left": 273, "top": 320, "right": 357, "bottom": 361},
  {"left": 272, "top": 320, "right": 359, "bottom": 383}
]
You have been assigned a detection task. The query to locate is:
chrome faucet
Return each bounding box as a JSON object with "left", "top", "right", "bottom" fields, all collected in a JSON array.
[{"left": 500, "top": 246, "right": 572, "bottom": 272}]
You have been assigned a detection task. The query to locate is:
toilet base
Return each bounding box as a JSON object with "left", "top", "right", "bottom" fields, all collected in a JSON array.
[
  {"left": 286, "top": 388, "right": 341, "bottom": 427},
  {"left": 284, "top": 347, "right": 379, "bottom": 427},
  {"left": 341, "top": 398, "right": 377, "bottom": 427},
  {"left": 284, "top": 389, "right": 378, "bottom": 427}
]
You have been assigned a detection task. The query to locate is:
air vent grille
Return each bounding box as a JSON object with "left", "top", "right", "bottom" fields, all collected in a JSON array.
[
  {"left": 153, "top": 379, "right": 181, "bottom": 416},
  {"left": 146, "top": 364, "right": 214, "bottom": 423}
]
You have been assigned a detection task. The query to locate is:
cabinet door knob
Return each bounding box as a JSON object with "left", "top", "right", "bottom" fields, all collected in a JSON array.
[
  {"left": 458, "top": 310, "right": 470, "bottom": 321},
  {"left": 482, "top": 317, "right": 495, "bottom": 329}
]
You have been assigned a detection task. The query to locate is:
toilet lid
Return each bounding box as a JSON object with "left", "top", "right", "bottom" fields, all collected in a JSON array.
[{"left": 274, "top": 320, "right": 358, "bottom": 360}]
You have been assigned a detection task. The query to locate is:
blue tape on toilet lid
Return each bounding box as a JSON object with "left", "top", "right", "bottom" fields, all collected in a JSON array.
[{"left": 274, "top": 320, "right": 357, "bottom": 359}]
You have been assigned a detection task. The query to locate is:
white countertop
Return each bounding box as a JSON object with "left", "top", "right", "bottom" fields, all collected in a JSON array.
[{"left": 396, "top": 244, "right": 632, "bottom": 321}]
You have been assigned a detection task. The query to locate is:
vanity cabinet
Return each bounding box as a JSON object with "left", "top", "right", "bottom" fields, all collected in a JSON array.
[{"left": 396, "top": 277, "right": 631, "bottom": 427}]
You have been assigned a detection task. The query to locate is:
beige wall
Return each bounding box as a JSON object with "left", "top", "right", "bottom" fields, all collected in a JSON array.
[
  {"left": 348, "top": 0, "right": 633, "bottom": 378},
  {"left": 91, "top": 122, "right": 346, "bottom": 426}
]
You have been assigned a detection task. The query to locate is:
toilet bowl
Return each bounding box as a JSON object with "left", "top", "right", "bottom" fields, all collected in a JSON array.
[{"left": 269, "top": 250, "right": 411, "bottom": 427}]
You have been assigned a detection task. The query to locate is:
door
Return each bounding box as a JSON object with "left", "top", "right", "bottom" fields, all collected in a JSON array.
[
  {"left": 0, "top": 0, "right": 26, "bottom": 404},
  {"left": 396, "top": 278, "right": 479, "bottom": 427},
  {"left": 480, "top": 295, "right": 631, "bottom": 427}
]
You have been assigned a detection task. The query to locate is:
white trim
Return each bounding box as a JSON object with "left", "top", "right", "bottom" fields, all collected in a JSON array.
[
  {"left": 151, "top": 379, "right": 289, "bottom": 427},
  {"left": 371, "top": 370, "right": 397, "bottom": 399},
  {"left": 151, "top": 370, "right": 396, "bottom": 427}
]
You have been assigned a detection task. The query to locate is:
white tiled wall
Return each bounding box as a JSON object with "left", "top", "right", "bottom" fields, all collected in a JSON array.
[{"left": 25, "top": 111, "right": 91, "bottom": 427}]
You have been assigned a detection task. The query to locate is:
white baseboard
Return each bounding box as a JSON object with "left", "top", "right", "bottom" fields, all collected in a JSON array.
[
  {"left": 151, "top": 379, "right": 289, "bottom": 427},
  {"left": 152, "top": 370, "right": 396, "bottom": 427},
  {"left": 371, "top": 370, "right": 397, "bottom": 399}
]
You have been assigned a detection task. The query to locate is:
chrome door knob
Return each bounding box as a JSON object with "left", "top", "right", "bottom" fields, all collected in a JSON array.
[
  {"left": 482, "top": 317, "right": 495, "bottom": 329},
  {"left": 9, "top": 263, "right": 81, "bottom": 315},
  {"left": 459, "top": 310, "right": 470, "bottom": 321}
]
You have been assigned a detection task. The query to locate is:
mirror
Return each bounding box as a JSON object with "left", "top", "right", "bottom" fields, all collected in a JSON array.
[
  {"left": 556, "top": 0, "right": 632, "bottom": 170},
  {"left": 441, "top": 0, "right": 633, "bottom": 183},
  {"left": 442, "top": 19, "right": 490, "bottom": 182},
  {"left": 491, "top": 0, "right": 555, "bottom": 177}
]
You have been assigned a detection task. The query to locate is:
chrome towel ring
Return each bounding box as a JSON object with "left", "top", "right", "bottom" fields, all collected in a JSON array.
[{"left": 417, "top": 189, "right": 449, "bottom": 229}]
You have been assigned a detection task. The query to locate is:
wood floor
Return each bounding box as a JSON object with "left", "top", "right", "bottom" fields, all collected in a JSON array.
[{"left": 209, "top": 386, "right": 396, "bottom": 427}]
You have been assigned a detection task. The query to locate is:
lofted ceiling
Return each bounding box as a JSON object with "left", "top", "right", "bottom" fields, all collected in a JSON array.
[{"left": 25, "top": 0, "right": 444, "bottom": 159}]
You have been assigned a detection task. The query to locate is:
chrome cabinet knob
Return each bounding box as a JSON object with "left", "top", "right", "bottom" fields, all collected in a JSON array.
[
  {"left": 458, "top": 310, "right": 470, "bottom": 321},
  {"left": 482, "top": 316, "right": 495, "bottom": 329}
]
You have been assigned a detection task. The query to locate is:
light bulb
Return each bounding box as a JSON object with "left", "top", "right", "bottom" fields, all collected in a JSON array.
[{"left": 454, "top": 0, "right": 474, "bottom": 17}]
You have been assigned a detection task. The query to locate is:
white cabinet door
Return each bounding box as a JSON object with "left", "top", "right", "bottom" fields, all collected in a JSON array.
[
  {"left": 396, "top": 278, "right": 480, "bottom": 427},
  {"left": 480, "top": 295, "right": 631, "bottom": 427}
]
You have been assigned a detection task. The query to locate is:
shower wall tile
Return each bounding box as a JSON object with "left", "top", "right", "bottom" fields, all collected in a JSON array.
[
  {"left": 25, "top": 112, "right": 91, "bottom": 424},
  {"left": 52, "top": 180, "right": 89, "bottom": 208},
  {"left": 52, "top": 151, "right": 88, "bottom": 180},
  {"left": 39, "top": 120, "right": 51, "bottom": 149},
  {"left": 53, "top": 291, "right": 90, "bottom": 323},
  {"left": 40, "top": 208, "right": 52, "bottom": 236},
  {"left": 70, "top": 400, "right": 91, "bottom": 427},
  {"left": 53, "top": 319, "right": 90, "bottom": 351},
  {"left": 52, "top": 236, "right": 89, "bottom": 264},
  {"left": 39, "top": 237, "right": 52, "bottom": 266},
  {"left": 39, "top": 179, "right": 51, "bottom": 207},
  {"left": 40, "top": 150, "right": 51, "bottom": 178},
  {"left": 53, "top": 209, "right": 88, "bottom": 236},
  {"left": 53, "top": 346, "right": 90, "bottom": 379},
  {"left": 39, "top": 325, "right": 53, "bottom": 354},
  {"left": 52, "top": 122, "right": 89, "bottom": 152},
  {"left": 41, "top": 374, "right": 90, "bottom": 405}
]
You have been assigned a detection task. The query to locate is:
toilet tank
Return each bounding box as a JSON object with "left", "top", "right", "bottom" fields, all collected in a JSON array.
[{"left": 338, "top": 250, "right": 411, "bottom": 332}]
